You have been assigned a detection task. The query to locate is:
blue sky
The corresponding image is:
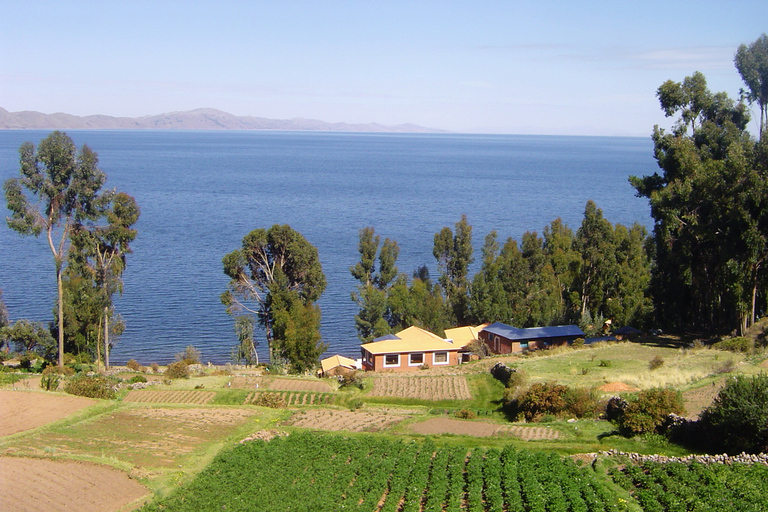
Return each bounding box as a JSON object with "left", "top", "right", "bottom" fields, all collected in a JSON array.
[{"left": 2, "top": 1, "right": 766, "bottom": 135}]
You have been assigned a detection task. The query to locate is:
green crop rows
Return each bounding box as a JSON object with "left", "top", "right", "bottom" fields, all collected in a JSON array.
[
  {"left": 609, "top": 460, "right": 768, "bottom": 512},
  {"left": 143, "top": 432, "right": 626, "bottom": 511}
]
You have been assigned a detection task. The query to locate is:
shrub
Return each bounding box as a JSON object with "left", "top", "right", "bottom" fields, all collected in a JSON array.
[
  {"left": 165, "top": 361, "right": 190, "bottom": 379},
  {"left": 563, "top": 387, "right": 600, "bottom": 418},
  {"left": 64, "top": 375, "right": 117, "bottom": 399},
  {"left": 150, "top": 362, "right": 160, "bottom": 373},
  {"left": 175, "top": 345, "right": 201, "bottom": 365},
  {"left": 516, "top": 382, "right": 569, "bottom": 422},
  {"left": 616, "top": 388, "right": 685, "bottom": 436},
  {"left": 648, "top": 355, "right": 665, "bottom": 370},
  {"left": 490, "top": 362, "right": 514, "bottom": 385},
  {"left": 604, "top": 396, "right": 628, "bottom": 421},
  {"left": 699, "top": 374, "right": 768, "bottom": 454},
  {"left": 337, "top": 371, "right": 363, "bottom": 390},
  {"left": 713, "top": 336, "right": 753, "bottom": 353},
  {"left": 598, "top": 359, "right": 612, "bottom": 368},
  {"left": 253, "top": 392, "right": 286, "bottom": 408},
  {"left": 126, "top": 359, "right": 141, "bottom": 371},
  {"left": 571, "top": 338, "right": 585, "bottom": 348},
  {"left": 128, "top": 375, "right": 147, "bottom": 384},
  {"left": 455, "top": 408, "right": 477, "bottom": 419},
  {"left": 40, "top": 365, "right": 73, "bottom": 391}
]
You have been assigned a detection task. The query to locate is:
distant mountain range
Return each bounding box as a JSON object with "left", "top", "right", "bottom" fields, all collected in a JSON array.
[{"left": 0, "top": 107, "right": 447, "bottom": 133}]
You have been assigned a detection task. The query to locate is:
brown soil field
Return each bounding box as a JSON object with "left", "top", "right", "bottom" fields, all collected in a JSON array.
[
  {"left": 409, "top": 417, "right": 560, "bottom": 440},
  {"left": 244, "top": 391, "right": 334, "bottom": 406},
  {"left": 682, "top": 379, "right": 724, "bottom": 418},
  {"left": 123, "top": 390, "right": 215, "bottom": 404},
  {"left": 267, "top": 378, "right": 333, "bottom": 392},
  {"left": 0, "top": 391, "right": 97, "bottom": 437},
  {"left": 369, "top": 375, "right": 472, "bottom": 401},
  {"left": 0, "top": 457, "right": 150, "bottom": 512},
  {"left": 284, "top": 408, "right": 407, "bottom": 432},
  {"left": 3, "top": 407, "right": 256, "bottom": 468}
]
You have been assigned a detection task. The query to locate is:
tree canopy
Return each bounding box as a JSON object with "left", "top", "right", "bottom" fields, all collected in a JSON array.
[
  {"left": 222, "top": 224, "right": 327, "bottom": 371},
  {"left": 3, "top": 131, "right": 113, "bottom": 366}
]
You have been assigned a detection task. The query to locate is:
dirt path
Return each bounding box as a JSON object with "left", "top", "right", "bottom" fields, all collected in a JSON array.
[
  {"left": 0, "top": 457, "right": 150, "bottom": 512},
  {"left": 0, "top": 391, "right": 97, "bottom": 437}
]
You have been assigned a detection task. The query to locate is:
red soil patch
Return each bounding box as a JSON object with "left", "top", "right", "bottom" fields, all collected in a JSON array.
[
  {"left": 0, "top": 391, "right": 97, "bottom": 437},
  {"left": 0, "top": 457, "right": 150, "bottom": 512},
  {"left": 598, "top": 382, "right": 640, "bottom": 393}
]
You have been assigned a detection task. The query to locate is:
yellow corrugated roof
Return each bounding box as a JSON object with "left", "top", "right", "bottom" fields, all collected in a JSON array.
[
  {"left": 444, "top": 325, "right": 482, "bottom": 346},
  {"left": 361, "top": 326, "right": 458, "bottom": 355},
  {"left": 320, "top": 354, "right": 357, "bottom": 373}
]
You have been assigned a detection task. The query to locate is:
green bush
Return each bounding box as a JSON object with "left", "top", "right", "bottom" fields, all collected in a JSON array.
[
  {"left": 713, "top": 337, "right": 753, "bottom": 353},
  {"left": 571, "top": 338, "right": 585, "bottom": 348},
  {"left": 64, "top": 374, "right": 117, "bottom": 399},
  {"left": 165, "top": 361, "right": 190, "bottom": 379},
  {"left": 699, "top": 374, "right": 768, "bottom": 454},
  {"left": 40, "top": 365, "right": 74, "bottom": 391},
  {"left": 616, "top": 388, "right": 684, "bottom": 436},
  {"left": 455, "top": 408, "right": 477, "bottom": 419},
  {"left": 253, "top": 392, "right": 286, "bottom": 408},
  {"left": 563, "top": 387, "right": 600, "bottom": 418},
  {"left": 516, "top": 382, "right": 568, "bottom": 422},
  {"left": 648, "top": 355, "right": 665, "bottom": 370},
  {"left": 337, "top": 371, "right": 363, "bottom": 389},
  {"left": 128, "top": 375, "right": 147, "bottom": 384},
  {"left": 175, "top": 345, "right": 201, "bottom": 365}
]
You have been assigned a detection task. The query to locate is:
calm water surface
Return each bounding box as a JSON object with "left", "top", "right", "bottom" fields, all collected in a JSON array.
[{"left": 0, "top": 131, "right": 655, "bottom": 364}]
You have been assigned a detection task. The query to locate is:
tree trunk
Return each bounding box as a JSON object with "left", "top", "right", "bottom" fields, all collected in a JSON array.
[
  {"left": 96, "top": 316, "right": 102, "bottom": 373},
  {"left": 104, "top": 307, "right": 110, "bottom": 370},
  {"left": 57, "top": 267, "right": 64, "bottom": 367}
]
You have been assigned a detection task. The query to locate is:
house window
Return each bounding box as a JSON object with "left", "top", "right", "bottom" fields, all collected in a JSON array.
[
  {"left": 384, "top": 354, "right": 400, "bottom": 367},
  {"left": 433, "top": 352, "right": 448, "bottom": 365},
  {"left": 409, "top": 353, "right": 424, "bottom": 366},
  {"left": 520, "top": 342, "right": 529, "bottom": 350}
]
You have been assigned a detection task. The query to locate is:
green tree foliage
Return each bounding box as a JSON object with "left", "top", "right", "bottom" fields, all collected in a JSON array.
[
  {"left": 0, "top": 319, "right": 56, "bottom": 358},
  {"left": 699, "top": 374, "right": 768, "bottom": 454},
  {"left": 735, "top": 34, "right": 768, "bottom": 137},
  {"left": 433, "top": 215, "right": 474, "bottom": 325},
  {"left": 0, "top": 290, "right": 8, "bottom": 329},
  {"left": 616, "top": 388, "right": 685, "bottom": 437},
  {"left": 469, "top": 204, "right": 651, "bottom": 330},
  {"left": 631, "top": 70, "right": 767, "bottom": 333},
  {"left": 222, "top": 224, "right": 327, "bottom": 371},
  {"left": 386, "top": 270, "right": 447, "bottom": 336},
  {"left": 350, "top": 227, "right": 399, "bottom": 342},
  {"left": 3, "top": 132, "right": 112, "bottom": 366},
  {"left": 231, "top": 315, "right": 258, "bottom": 366}
]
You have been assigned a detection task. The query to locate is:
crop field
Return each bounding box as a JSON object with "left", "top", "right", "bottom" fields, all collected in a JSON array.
[
  {"left": 143, "top": 431, "right": 626, "bottom": 512},
  {"left": 243, "top": 390, "right": 335, "bottom": 406},
  {"left": 283, "top": 408, "right": 408, "bottom": 432},
  {"left": 609, "top": 459, "right": 768, "bottom": 511},
  {"left": 369, "top": 376, "right": 472, "bottom": 401},
  {"left": 123, "top": 390, "right": 216, "bottom": 404}
]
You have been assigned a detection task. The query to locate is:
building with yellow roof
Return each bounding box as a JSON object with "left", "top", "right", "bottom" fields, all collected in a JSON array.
[{"left": 360, "top": 326, "right": 463, "bottom": 372}]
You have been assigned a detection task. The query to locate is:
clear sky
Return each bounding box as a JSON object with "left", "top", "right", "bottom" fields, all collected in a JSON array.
[{"left": 2, "top": 1, "right": 766, "bottom": 136}]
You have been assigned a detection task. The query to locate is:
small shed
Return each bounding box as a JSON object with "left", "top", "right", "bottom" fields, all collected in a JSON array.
[
  {"left": 479, "top": 322, "right": 585, "bottom": 354},
  {"left": 320, "top": 355, "right": 358, "bottom": 378}
]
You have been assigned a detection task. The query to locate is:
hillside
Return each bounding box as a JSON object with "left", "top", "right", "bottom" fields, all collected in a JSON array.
[{"left": 0, "top": 107, "right": 447, "bottom": 133}]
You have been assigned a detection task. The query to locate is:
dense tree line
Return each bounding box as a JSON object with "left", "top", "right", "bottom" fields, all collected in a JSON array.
[
  {"left": 351, "top": 202, "right": 652, "bottom": 342},
  {"left": 632, "top": 33, "right": 768, "bottom": 334}
]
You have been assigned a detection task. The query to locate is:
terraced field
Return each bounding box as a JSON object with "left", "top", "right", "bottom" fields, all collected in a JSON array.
[
  {"left": 123, "top": 390, "right": 215, "bottom": 404},
  {"left": 369, "top": 375, "right": 472, "bottom": 401}
]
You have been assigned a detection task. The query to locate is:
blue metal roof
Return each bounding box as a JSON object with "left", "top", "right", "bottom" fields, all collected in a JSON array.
[
  {"left": 371, "top": 333, "right": 400, "bottom": 342},
  {"left": 481, "top": 322, "right": 584, "bottom": 340}
]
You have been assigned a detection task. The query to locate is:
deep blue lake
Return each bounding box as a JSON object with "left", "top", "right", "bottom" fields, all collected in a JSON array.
[{"left": 0, "top": 130, "right": 655, "bottom": 364}]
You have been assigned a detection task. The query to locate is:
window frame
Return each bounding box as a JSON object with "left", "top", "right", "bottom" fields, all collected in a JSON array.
[
  {"left": 408, "top": 353, "right": 425, "bottom": 366},
  {"left": 432, "top": 351, "right": 449, "bottom": 365},
  {"left": 383, "top": 354, "right": 400, "bottom": 367}
]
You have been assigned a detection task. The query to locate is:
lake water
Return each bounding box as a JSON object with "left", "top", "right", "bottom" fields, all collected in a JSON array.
[{"left": 0, "top": 130, "right": 656, "bottom": 365}]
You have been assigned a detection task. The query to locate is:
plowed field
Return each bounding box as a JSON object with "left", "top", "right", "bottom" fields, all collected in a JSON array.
[
  {"left": 284, "top": 408, "right": 407, "bottom": 432},
  {"left": 409, "top": 417, "right": 560, "bottom": 440},
  {"left": 0, "top": 457, "right": 149, "bottom": 512},
  {"left": 0, "top": 391, "right": 97, "bottom": 436},
  {"left": 123, "top": 389, "right": 215, "bottom": 404},
  {"left": 369, "top": 375, "right": 472, "bottom": 401}
]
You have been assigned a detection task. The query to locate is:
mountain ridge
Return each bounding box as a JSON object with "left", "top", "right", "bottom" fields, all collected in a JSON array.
[{"left": 0, "top": 107, "right": 447, "bottom": 133}]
